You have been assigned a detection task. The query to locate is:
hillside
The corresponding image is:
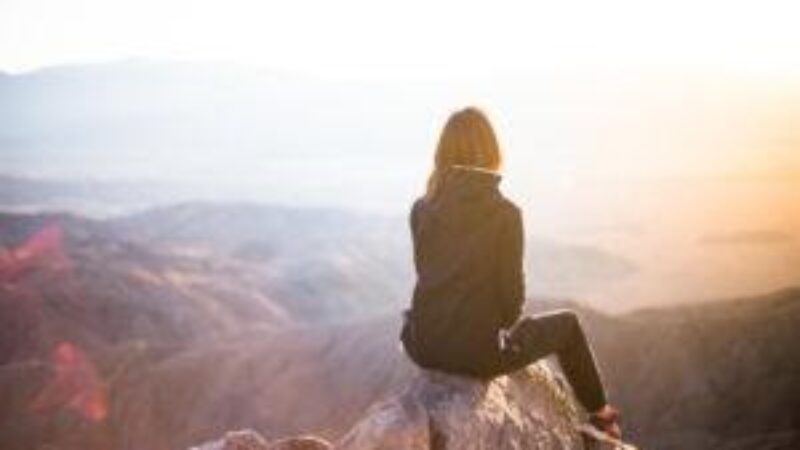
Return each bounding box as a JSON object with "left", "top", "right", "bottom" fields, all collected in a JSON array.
[
  {"left": 0, "top": 207, "right": 798, "bottom": 449},
  {"left": 587, "top": 288, "right": 800, "bottom": 449}
]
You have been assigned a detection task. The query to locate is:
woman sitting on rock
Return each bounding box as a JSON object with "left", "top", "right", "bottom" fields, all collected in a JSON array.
[{"left": 400, "top": 106, "right": 622, "bottom": 439}]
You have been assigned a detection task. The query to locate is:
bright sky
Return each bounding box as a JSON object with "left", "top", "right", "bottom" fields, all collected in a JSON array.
[
  {"left": 2, "top": 0, "right": 800, "bottom": 78},
  {"left": 1, "top": 0, "right": 799, "bottom": 192}
]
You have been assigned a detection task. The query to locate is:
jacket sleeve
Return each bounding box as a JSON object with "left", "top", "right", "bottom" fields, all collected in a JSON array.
[
  {"left": 409, "top": 199, "right": 422, "bottom": 273},
  {"left": 498, "top": 206, "right": 525, "bottom": 328}
]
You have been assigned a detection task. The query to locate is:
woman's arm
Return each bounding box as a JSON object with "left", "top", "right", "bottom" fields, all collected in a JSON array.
[
  {"left": 498, "top": 205, "right": 525, "bottom": 328},
  {"left": 409, "top": 199, "right": 422, "bottom": 272}
]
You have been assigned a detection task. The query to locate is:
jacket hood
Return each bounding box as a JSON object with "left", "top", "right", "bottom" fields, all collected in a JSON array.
[{"left": 438, "top": 166, "right": 501, "bottom": 201}]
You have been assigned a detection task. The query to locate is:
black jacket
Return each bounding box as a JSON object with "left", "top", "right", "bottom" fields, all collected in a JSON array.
[{"left": 400, "top": 166, "right": 525, "bottom": 378}]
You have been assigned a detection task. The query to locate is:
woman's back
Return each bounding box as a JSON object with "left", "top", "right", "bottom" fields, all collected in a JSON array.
[{"left": 402, "top": 165, "right": 524, "bottom": 378}]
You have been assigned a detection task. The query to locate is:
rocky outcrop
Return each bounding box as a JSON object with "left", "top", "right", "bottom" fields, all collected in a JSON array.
[
  {"left": 191, "top": 363, "right": 636, "bottom": 450},
  {"left": 190, "top": 430, "right": 332, "bottom": 450},
  {"left": 337, "top": 363, "right": 584, "bottom": 450}
]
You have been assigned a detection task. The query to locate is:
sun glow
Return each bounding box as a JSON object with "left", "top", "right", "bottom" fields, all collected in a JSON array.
[{"left": 2, "top": 0, "right": 800, "bottom": 79}]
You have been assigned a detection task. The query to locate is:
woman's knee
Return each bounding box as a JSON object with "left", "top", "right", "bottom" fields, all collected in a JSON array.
[
  {"left": 549, "top": 309, "right": 582, "bottom": 333},
  {"left": 513, "top": 310, "right": 582, "bottom": 342},
  {"left": 518, "top": 309, "right": 580, "bottom": 327}
]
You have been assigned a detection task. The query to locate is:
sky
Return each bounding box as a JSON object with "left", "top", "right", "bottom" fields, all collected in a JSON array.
[
  {"left": 2, "top": 0, "right": 800, "bottom": 79},
  {"left": 1, "top": 0, "right": 799, "bottom": 195}
]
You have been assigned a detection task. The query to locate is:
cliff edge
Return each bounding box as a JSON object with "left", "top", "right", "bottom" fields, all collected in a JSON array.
[{"left": 191, "top": 362, "right": 636, "bottom": 450}]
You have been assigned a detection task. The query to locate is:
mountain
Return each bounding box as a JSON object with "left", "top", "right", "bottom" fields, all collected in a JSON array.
[
  {"left": 0, "top": 206, "right": 797, "bottom": 450},
  {"left": 111, "top": 202, "right": 415, "bottom": 320},
  {"left": 586, "top": 288, "right": 800, "bottom": 449},
  {"left": 112, "top": 202, "right": 636, "bottom": 312},
  {"left": 0, "top": 174, "right": 224, "bottom": 217},
  {"left": 7, "top": 287, "right": 795, "bottom": 450},
  {"left": 0, "top": 61, "right": 433, "bottom": 211},
  {"left": 0, "top": 200, "right": 635, "bottom": 358}
]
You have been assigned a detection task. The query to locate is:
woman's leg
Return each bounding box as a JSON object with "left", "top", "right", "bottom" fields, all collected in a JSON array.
[{"left": 500, "top": 310, "right": 608, "bottom": 413}]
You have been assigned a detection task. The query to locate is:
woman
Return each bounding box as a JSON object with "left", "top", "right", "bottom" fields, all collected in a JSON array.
[{"left": 400, "top": 107, "right": 622, "bottom": 439}]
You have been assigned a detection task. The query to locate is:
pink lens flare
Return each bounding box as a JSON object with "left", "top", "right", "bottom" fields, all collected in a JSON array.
[
  {"left": 29, "top": 341, "right": 108, "bottom": 422},
  {"left": 0, "top": 222, "right": 72, "bottom": 282}
]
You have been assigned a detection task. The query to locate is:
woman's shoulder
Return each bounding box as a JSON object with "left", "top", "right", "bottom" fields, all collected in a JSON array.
[
  {"left": 496, "top": 195, "right": 522, "bottom": 219},
  {"left": 409, "top": 197, "right": 429, "bottom": 228},
  {"left": 410, "top": 196, "right": 427, "bottom": 214},
  {"left": 409, "top": 193, "right": 519, "bottom": 219}
]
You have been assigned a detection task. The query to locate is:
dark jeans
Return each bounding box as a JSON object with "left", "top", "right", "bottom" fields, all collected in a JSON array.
[{"left": 498, "top": 310, "right": 608, "bottom": 412}]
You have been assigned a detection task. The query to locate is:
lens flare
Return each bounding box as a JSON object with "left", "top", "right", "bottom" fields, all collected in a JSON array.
[
  {"left": 29, "top": 341, "right": 108, "bottom": 422},
  {"left": 0, "top": 223, "right": 71, "bottom": 283}
]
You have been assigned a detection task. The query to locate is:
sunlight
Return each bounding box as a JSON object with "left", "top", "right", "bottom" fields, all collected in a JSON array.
[{"left": 3, "top": 0, "right": 800, "bottom": 79}]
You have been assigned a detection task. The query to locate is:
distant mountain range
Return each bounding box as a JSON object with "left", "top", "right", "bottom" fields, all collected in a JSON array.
[
  {"left": 0, "top": 187, "right": 638, "bottom": 310},
  {"left": 0, "top": 61, "right": 435, "bottom": 210}
]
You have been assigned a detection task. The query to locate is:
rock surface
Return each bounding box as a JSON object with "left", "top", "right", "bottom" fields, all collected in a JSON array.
[
  {"left": 338, "top": 363, "right": 583, "bottom": 450},
  {"left": 190, "top": 430, "right": 332, "bottom": 450},
  {"left": 191, "top": 363, "right": 637, "bottom": 450}
]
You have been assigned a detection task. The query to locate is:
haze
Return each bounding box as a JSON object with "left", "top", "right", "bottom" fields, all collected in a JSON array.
[{"left": 1, "top": 0, "right": 799, "bottom": 309}]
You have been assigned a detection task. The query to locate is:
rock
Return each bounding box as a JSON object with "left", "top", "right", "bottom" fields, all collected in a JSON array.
[
  {"left": 188, "top": 429, "right": 267, "bottom": 450},
  {"left": 268, "top": 436, "right": 334, "bottom": 450},
  {"left": 578, "top": 425, "right": 637, "bottom": 450},
  {"left": 188, "top": 430, "right": 332, "bottom": 450},
  {"left": 190, "top": 363, "right": 637, "bottom": 450},
  {"left": 337, "top": 363, "right": 585, "bottom": 450}
]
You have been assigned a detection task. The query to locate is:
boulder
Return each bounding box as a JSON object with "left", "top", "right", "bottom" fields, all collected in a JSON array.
[
  {"left": 337, "top": 363, "right": 584, "bottom": 450},
  {"left": 191, "top": 363, "right": 637, "bottom": 450}
]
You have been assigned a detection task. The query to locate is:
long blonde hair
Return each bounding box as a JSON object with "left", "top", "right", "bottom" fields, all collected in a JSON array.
[{"left": 425, "top": 107, "right": 502, "bottom": 199}]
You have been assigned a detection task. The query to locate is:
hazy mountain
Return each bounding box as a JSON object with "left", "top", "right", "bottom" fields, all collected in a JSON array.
[
  {"left": 581, "top": 288, "right": 800, "bottom": 449},
  {"left": 0, "top": 174, "right": 217, "bottom": 217},
  {"left": 0, "top": 61, "right": 434, "bottom": 210},
  {"left": 0, "top": 60, "right": 389, "bottom": 161},
  {"left": 0, "top": 207, "right": 797, "bottom": 450},
  {"left": 0, "top": 210, "right": 294, "bottom": 366},
  {"left": 98, "top": 289, "right": 799, "bottom": 450}
]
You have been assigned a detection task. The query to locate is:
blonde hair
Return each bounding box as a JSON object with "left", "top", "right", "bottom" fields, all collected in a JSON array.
[{"left": 426, "top": 107, "right": 502, "bottom": 199}]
